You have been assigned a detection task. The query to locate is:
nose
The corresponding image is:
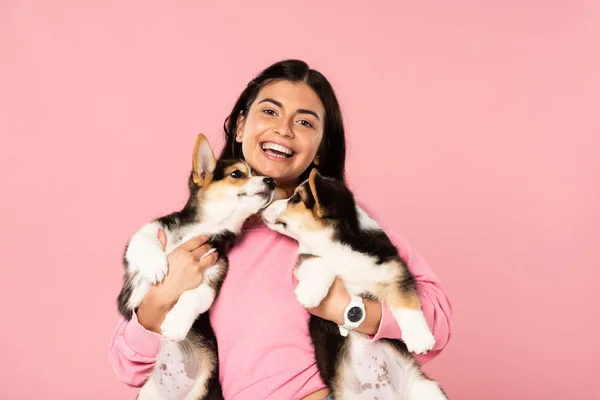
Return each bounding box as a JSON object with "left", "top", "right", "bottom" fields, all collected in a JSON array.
[
  {"left": 274, "top": 119, "right": 293, "bottom": 138},
  {"left": 263, "top": 177, "right": 276, "bottom": 190}
]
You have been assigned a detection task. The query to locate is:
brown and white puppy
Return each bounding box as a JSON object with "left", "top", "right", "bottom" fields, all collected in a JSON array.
[
  {"left": 262, "top": 169, "right": 447, "bottom": 400},
  {"left": 117, "top": 133, "right": 276, "bottom": 400}
]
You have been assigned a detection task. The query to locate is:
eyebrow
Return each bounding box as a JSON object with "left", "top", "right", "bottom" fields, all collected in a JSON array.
[{"left": 258, "top": 98, "right": 321, "bottom": 121}]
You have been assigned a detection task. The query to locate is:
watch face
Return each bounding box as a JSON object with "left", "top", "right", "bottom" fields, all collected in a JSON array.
[{"left": 347, "top": 306, "right": 364, "bottom": 323}]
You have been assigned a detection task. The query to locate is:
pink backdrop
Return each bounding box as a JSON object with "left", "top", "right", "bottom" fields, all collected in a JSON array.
[{"left": 1, "top": 1, "right": 599, "bottom": 399}]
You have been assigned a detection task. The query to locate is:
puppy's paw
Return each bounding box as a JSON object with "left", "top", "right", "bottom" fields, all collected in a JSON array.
[
  {"left": 393, "top": 309, "right": 436, "bottom": 354},
  {"left": 160, "top": 311, "right": 193, "bottom": 342},
  {"left": 402, "top": 325, "right": 436, "bottom": 354},
  {"left": 136, "top": 248, "right": 168, "bottom": 284},
  {"left": 294, "top": 282, "right": 328, "bottom": 309}
]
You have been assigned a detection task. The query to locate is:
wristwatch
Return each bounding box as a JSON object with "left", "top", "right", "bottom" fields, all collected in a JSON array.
[{"left": 338, "top": 296, "right": 366, "bottom": 337}]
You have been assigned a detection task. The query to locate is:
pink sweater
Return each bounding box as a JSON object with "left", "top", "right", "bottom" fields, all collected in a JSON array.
[{"left": 108, "top": 216, "right": 453, "bottom": 399}]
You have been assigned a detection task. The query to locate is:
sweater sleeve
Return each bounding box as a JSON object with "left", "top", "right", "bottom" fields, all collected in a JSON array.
[
  {"left": 357, "top": 202, "right": 453, "bottom": 365},
  {"left": 370, "top": 231, "right": 453, "bottom": 364},
  {"left": 108, "top": 311, "right": 162, "bottom": 387}
]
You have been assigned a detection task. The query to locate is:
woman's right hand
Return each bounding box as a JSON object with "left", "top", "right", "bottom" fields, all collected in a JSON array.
[{"left": 136, "top": 228, "right": 219, "bottom": 333}]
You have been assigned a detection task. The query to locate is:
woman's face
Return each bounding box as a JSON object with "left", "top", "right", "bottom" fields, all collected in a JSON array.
[{"left": 236, "top": 80, "right": 325, "bottom": 191}]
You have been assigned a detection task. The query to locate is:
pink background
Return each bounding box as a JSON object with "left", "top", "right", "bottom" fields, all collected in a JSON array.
[{"left": 1, "top": 1, "right": 599, "bottom": 399}]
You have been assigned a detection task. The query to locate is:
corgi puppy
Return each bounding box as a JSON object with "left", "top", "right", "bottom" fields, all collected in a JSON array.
[
  {"left": 117, "top": 133, "right": 277, "bottom": 400},
  {"left": 262, "top": 169, "right": 447, "bottom": 400}
]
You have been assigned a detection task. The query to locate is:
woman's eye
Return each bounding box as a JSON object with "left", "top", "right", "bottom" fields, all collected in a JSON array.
[
  {"left": 290, "top": 193, "right": 301, "bottom": 204},
  {"left": 298, "top": 120, "right": 313, "bottom": 128},
  {"left": 263, "top": 109, "right": 277, "bottom": 116},
  {"left": 230, "top": 170, "right": 243, "bottom": 178}
]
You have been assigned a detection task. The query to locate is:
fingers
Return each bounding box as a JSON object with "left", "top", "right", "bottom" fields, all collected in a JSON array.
[
  {"left": 191, "top": 244, "right": 213, "bottom": 260},
  {"left": 328, "top": 277, "right": 345, "bottom": 294},
  {"left": 157, "top": 228, "right": 168, "bottom": 250},
  {"left": 166, "top": 234, "right": 217, "bottom": 270},
  {"left": 199, "top": 248, "right": 217, "bottom": 261},
  {"left": 197, "top": 249, "right": 219, "bottom": 270},
  {"left": 179, "top": 235, "right": 210, "bottom": 251}
]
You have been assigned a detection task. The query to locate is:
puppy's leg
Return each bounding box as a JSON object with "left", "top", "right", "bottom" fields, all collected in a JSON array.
[
  {"left": 160, "top": 284, "right": 215, "bottom": 342},
  {"left": 183, "top": 346, "right": 218, "bottom": 400},
  {"left": 335, "top": 387, "right": 362, "bottom": 400},
  {"left": 332, "top": 334, "right": 373, "bottom": 400},
  {"left": 294, "top": 256, "right": 336, "bottom": 309},
  {"left": 361, "top": 339, "right": 447, "bottom": 399},
  {"left": 128, "top": 279, "right": 152, "bottom": 311},
  {"left": 125, "top": 221, "right": 168, "bottom": 285},
  {"left": 161, "top": 255, "right": 225, "bottom": 343},
  {"left": 391, "top": 306, "right": 434, "bottom": 354},
  {"left": 383, "top": 273, "right": 435, "bottom": 354},
  {"left": 183, "top": 318, "right": 222, "bottom": 400},
  {"left": 408, "top": 378, "right": 447, "bottom": 400},
  {"left": 136, "top": 377, "right": 162, "bottom": 400}
]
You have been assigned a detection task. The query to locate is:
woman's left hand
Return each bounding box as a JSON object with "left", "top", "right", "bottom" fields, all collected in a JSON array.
[{"left": 305, "top": 277, "right": 383, "bottom": 336}]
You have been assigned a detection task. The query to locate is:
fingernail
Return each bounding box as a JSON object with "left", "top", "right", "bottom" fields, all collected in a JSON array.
[{"left": 199, "top": 248, "right": 217, "bottom": 261}]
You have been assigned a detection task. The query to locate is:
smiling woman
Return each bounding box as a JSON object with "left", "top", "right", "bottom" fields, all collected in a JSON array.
[
  {"left": 108, "top": 59, "right": 453, "bottom": 400},
  {"left": 235, "top": 82, "right": 325, "bottom": 195},
  {"left": 220, "top": 61, "right": 347, "bottom": 197}
]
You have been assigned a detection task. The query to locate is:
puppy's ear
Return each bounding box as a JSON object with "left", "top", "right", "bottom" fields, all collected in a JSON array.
[
  {"left": 308, "top": 168, "right": 352, "bottom": 219},
  {"left": 308, "top": 169, "right": 330, "bottom": 218},
  {"left": 192, "top": 133, "right": 216, "bottom": 186}
]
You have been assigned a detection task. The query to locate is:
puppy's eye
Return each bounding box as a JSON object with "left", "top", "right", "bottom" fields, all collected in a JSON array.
[
  {"left": 290, "top": 193, "right": 301, "bottom": 204},
  {"left": 230, "top": 170, "right": 243, "bottom": 178}
]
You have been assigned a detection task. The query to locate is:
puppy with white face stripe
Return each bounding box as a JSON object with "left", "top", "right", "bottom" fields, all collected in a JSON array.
[
  {"left": 117, "top": 133, "right": 277, "bottom": 400},
  {"left": 263, "top": 169, "right": 448, "bottom": 399}
]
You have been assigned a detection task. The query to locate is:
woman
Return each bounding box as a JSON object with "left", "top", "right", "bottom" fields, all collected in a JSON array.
[{"left": 108, "top": 59, "right": 453, "bottom": 400}]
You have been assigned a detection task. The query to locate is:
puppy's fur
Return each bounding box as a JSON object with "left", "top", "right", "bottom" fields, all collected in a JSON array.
[
  {"left": 117, "top": 134, "right": 277, "bottom": 400},
  {"left": 263, "top": 169, "right": 447, "bottom": 399}
]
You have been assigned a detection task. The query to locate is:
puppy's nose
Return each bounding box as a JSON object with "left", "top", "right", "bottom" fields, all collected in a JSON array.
[{"left": 263, "top": 177, "right": 276, "bottom": 190}]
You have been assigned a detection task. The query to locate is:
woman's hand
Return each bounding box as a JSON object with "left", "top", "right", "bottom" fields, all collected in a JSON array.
[
  {"left": 305, "top": 278, "right": 350, "bottom": 325},
  {"left": 305, "top": 277, "right": 383, "bottom": 336},
  {"left": 136, "top": 228, "right": 219, "bottom": 333}
]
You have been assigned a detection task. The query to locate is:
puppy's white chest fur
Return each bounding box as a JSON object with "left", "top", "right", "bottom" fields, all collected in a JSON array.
[
  {"left": 164, "top": 223, "right": 208, "bottom": 253},
  {"left": 293, "top": 240, "right": 395, "bottom": 310},
  {"left": 311, "top": 241, "right": 395, "bottom": 296}
]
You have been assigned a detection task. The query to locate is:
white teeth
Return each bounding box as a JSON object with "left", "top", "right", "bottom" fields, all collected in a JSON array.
[{"left": 261, "top": 142, "right": 294, "bottom": 156}]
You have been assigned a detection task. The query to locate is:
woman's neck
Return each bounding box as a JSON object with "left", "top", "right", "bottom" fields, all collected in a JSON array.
[{"left": 278, "top": 182, "right": 297, "bottom": 197}]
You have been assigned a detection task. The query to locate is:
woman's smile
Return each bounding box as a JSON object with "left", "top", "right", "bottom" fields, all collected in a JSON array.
[{"left": 260, "top": 141, "right": 295, "bottom": 161}]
